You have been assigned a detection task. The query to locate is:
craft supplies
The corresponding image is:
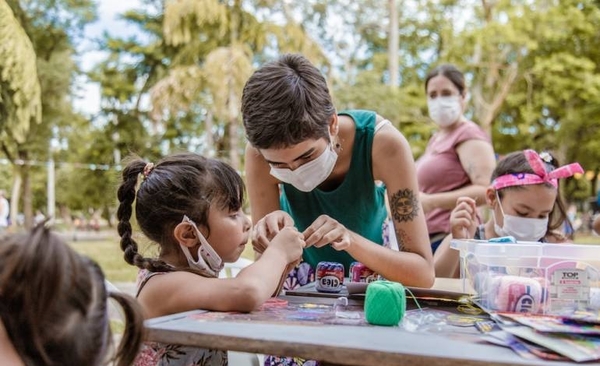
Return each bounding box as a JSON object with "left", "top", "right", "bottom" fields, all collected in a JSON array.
[
  {"left": 488, "top": 236, "right": 517, "bottom": 243},
  {"left": 488, "top": 275, "right": 542, "bottom": 313},
  {"left": 364, "top": 281, "right": 406, "bottom": 326},
  {"left": 349, "top": 262, "right": 377, "bottom": 283},
  {"left": 590, "top": 288, "right": 600, "bottom": 310},
  {"left": 452, "top": 239, "right": 600, "bottom": 315},
  {"left": 315, "top": 261, "right": 344, "bottom": 293},
  {"left": 333, "top": 296, "right": 361, "bottom": 319}
]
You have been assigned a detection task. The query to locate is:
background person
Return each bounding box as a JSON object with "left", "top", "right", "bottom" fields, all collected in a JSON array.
[
  {"left": 416, "top": 64, "right": 496, "bottom": 253},
  {"left": 593, "top": 213, "right": 600, "bottom": 235},
  {"left": 0, "top": 190, "right": 9, "bottom": 233}
]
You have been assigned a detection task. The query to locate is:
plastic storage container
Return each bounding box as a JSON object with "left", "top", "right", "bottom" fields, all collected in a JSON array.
[{"left": 451, "top": 239, "right": 600, "bottom": 314}]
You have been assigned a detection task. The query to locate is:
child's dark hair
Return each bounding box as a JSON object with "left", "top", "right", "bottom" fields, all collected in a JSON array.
[
  {"left": 0, "top": 224, "right": 144, "bottom": 366},
  {"left": 117, "top": 152, "right": 245, "bottom": 273},
  {"left": 425, "top": 64, "right": 466, "bottom": 96},
  {"left": 241, "top": 53, "right": 336, "bottom": 149},
  {"left": 492, "top": 151, "right": 569, "bottom": 233}
]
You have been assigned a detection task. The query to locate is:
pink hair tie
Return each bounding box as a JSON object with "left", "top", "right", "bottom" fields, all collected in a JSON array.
[
  {"left": 142, "top": 162, "right": 155, "bottom": 179},
  {"left": 491, "top": 149, "right": 583, "bottom": 190}
]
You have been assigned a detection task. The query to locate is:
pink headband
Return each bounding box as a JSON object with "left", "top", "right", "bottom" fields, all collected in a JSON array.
[{"left": 491, "top": 150, "right": 583, "bottom": 190}]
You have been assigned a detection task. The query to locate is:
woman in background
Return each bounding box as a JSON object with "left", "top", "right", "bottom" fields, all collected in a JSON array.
[{"left": 416, "top": 64, "right": 496, "bottom": 253}]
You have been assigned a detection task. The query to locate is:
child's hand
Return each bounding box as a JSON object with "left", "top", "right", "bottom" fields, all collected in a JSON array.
[
  {"left": 252, "top": 210, "right": 295, "bottom": 254},
  {"left": 450, "top": 197, "right": 478, "bottom": 239},
  {"left": 303, "top": 215, "right": 353, "bottom": 251},
  {"left": 269, "top": 226, "right": 305, "bottom": 263}
]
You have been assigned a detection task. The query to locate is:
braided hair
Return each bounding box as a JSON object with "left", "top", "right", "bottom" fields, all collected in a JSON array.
[{"left": 116, "top": 152, "right": 245, "bottom": 273}]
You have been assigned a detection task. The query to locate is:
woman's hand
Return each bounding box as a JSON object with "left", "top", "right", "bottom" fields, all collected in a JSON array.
[
  {"left": 252, "top": 210, "right": 295, "bottom": 254},
  {"left": 450, "top": 197, "right": 478, "bottom": 239},
  {"left": 303, "top": 215, "right": 354, "bottom": 251}
]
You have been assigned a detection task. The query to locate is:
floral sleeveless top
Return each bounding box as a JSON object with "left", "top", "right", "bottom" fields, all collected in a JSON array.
[{"left": 134, "top": 269, "right": 228, "bottom": 366}]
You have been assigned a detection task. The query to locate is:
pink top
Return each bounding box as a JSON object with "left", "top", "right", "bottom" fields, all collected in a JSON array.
[{"left": 416, "top": 120, "right": 491, "bottom": 235}]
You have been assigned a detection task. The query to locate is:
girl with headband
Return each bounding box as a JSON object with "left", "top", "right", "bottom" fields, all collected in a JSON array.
[{"left": 434, "top": 149, "right": 583, "bottom": 278}]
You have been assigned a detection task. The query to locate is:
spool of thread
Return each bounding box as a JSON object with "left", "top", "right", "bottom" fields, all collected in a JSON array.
[
  {"left": 488, "top": 275, "right": 542, "bottom": 313},
  {"left": 364, "top": 281, "right": 406, "bottom": 326},
  {"left": 350, "top": 262, "right": 377, "bottom": 283},
  {"left": 315, "top": 261, "right": 344, "bottom": 293}
]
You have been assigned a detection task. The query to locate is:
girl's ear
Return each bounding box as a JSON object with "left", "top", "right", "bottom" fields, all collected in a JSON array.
[
  {"left": 173, "top": 222, "right": 197, "bottom": 248},
  {"left": 485, "top": 187, "right": 497, "bottom": 207}
]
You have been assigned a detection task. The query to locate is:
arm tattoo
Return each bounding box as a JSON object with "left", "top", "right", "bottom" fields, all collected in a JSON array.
[
  {"left": 390, "top": 188, "right": 419, "bottom": 223},
  {"left": 396, "top": 228, "right": 413, "bottom": 253}
]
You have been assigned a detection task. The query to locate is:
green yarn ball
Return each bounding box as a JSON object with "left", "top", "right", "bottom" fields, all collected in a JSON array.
[{"left": 364, "top": 281, "right": 406, "bottom": 326}]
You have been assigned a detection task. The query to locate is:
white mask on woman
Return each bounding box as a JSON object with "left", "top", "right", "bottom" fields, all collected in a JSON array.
[
  {"left": 427, "top": 95, "right": 462, "bottom": 127},
  {"left": 492, "top": 193, "right": 548, "bottom": 242},
  {"left": 269, "top": 143, "right": 338, "bottom": 192}
]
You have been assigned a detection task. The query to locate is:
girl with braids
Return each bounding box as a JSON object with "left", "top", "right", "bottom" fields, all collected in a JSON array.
[
  {"left": 434, "top": 150, "right": 583, "bottom": 278},
  {"left": 0, "top": 224, "right": 144, "bottom": 366},
  {"left": 117, "top": 152, "right": 305, "bottom": 366}
]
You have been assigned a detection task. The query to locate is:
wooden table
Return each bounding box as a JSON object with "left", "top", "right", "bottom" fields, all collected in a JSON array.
[{"left": 144, "top": 279, "right": 581, "bottom": 366}]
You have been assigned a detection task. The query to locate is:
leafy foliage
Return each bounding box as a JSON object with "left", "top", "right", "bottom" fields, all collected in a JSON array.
[{"left": 0, "top": 0, "right": 41, "bottom": 143}]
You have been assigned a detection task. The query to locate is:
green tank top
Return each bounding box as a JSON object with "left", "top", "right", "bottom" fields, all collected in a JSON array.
[{"left": 280, "top": 110, "right": 387, "bottom": 274}]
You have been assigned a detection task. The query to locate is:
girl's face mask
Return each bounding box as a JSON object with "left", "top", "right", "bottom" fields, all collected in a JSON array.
[
  {"left": 269, "top": 143, "right": 338, "bottom": 192},
  {"left": 427, "top": 95, "right": 462, "bottom": 127},
  {"left": 179, "top": 215, "right": 223, "bottom": 277},
  {"left": 492, "top": 192, "right": 548, "bottom": 242}
]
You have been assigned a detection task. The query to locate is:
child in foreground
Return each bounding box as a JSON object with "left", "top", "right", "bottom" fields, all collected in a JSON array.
[
  {"left": 434, "top": 149, "right": 583, "bottom": 277},
  {"left": 117, "top": 152, "right": 305, "bottom": 366},
  {"left": 0, "top": 224, "right": 144, "bottom": 366}
]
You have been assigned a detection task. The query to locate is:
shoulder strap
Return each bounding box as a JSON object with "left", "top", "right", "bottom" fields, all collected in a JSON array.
[
  {"left": 136, "top": 270, "right": 165, "bottom": 298},
  {"left": 375, "top": 119, "right": 391, "bottom": 134}
]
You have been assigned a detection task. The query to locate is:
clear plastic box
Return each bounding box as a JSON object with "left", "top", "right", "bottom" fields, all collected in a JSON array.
[{"left": 450, "top": 239, "right": 600, "bottom": 314}]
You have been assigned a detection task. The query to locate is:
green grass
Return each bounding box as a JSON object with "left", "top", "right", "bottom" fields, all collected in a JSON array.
[
  {"left": 68, "top": 233, "right": 257, "bottom": 283},
  {"left": 69, "top": 231, "right": 599, "bottom": 283},
  {"left": 68, "top": 237, "right": 139, "bottom": 283},
  {"left": 572, "top": 234, "right": 600, "bottom": 245}
]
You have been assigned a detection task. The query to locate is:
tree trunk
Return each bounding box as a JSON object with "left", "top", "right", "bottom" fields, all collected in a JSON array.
[
  {"left": 469, "top": 1, "right": 519, "bottom": 136},
  {"left": 228, "top": 118, "right": 240, "bottom": 171},
  {"left": 228, "top": 1, "right": 241, "bottom": 171},
  {"left": 388, "top": 0, "right": 399, "bottom": 88},
  {"left": 20, "top": 154, "right": 32, "bottom": 229},
  {"left": 10, "top": 167, "right": 21, "bottom": 227},
  {"left": 205, "top": 110, "right": 215, "bottom": 157}
]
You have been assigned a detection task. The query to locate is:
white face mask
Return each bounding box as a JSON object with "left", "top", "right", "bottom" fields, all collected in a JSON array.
[
  {"left": 493, "top": 193, "right": 548, "bottom": 242},
  {"left": 427, "top": 95, "right": 462, "bottom": 127},
  {"left": 179, "top": 215, "right": 223, "bottom": 277},
  {"left": 269, "top": 143, "right": 338, "bottom": 192}
]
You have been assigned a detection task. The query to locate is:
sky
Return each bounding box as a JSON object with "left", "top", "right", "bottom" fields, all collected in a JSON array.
[{"left": 72, "top": 0, "right": 142, "bottom": 116}]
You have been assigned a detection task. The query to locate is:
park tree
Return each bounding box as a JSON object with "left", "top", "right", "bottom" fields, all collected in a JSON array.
[
  {"left": 87, "top": 0, "right": 600, "bottom": 212},
  {"left": 0, "top": 0, "right": 42, "bottom": 226},
  {"left": 151, "top": 0, "right": 325, "bottom": 170},
  {"left": 1, "top": 0, "right": 96, "bottom": 227}
]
